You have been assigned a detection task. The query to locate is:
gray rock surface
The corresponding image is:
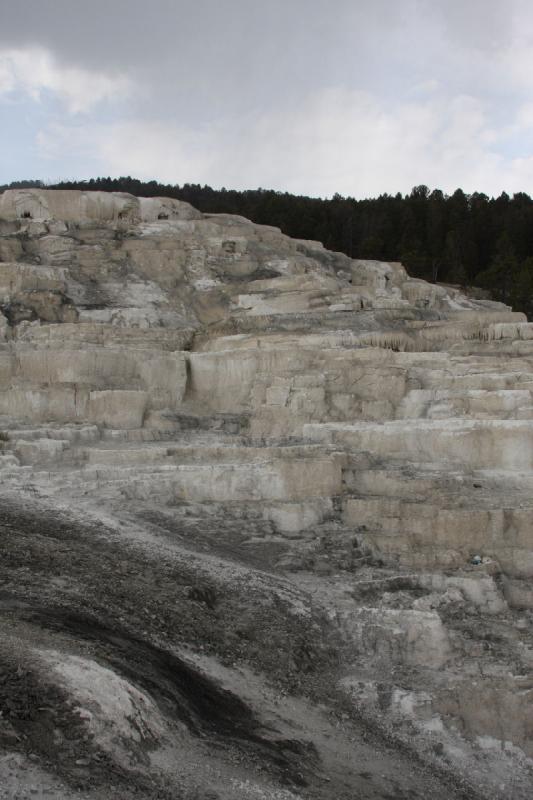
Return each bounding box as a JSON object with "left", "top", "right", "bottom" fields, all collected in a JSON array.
[{"left": 1, "top": 189, "right": 533, "bottom": 799}]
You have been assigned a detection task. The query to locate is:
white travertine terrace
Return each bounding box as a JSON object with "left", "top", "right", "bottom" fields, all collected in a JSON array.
[{"left": 2, "top": 189, "right": 533, "bottom": 798}]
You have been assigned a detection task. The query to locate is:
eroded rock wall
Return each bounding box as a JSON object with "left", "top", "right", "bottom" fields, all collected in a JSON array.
[{"left": 1, "top": 189, "right": 533, "bottom": 800}]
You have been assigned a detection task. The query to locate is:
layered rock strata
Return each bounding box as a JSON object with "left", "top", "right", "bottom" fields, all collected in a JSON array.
[{"left": 1, "top": 189, "right": 533, "bottom": 799}]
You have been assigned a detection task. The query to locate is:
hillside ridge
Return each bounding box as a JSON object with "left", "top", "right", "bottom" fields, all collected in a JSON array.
[{"left": 1, "top": 189, "right": 533, "bottom": 800}]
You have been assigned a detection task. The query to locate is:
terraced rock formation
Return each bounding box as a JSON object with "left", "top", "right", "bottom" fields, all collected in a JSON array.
[{"left": 1, "top": 188, "right": 533, "bottom": 799}]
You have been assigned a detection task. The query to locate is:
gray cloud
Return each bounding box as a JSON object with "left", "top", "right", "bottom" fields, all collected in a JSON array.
[
  {"left": 1, "top": 0, "right": 532, "bottom": 196},
  {"left": 0, "top": 1, "right": 431, "bottom": 117}
]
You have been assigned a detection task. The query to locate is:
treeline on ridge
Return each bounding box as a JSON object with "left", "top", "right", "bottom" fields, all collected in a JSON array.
[{"left": 3, "top": 177, "right": 533, "bottom": 318}]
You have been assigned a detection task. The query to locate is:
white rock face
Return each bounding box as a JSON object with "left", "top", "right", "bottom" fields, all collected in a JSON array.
[
  {"left": 43, "top": 651, "right": 166, "bottom": 764},
  {"left": 0, "top": 188, "right": 202, "bottom": 223},
  {"left": 2, "top": 189, "right": 533, "bottom": 798}
]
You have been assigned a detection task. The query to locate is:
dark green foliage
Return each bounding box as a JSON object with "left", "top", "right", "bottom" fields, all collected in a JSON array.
[
  {"left": 0, "top": 179, "right": 45, "bottom": 190},
  {"left": 3, "top": 176, "right": 533, "bottom": 317}
]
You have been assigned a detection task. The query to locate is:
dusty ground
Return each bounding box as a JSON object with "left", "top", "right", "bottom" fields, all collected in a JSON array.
[{"left": 0, "top": 488, "right": 487, "bottom": 800}]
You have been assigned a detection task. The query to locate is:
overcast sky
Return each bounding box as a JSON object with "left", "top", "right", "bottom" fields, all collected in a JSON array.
[{"left": 1, "top": 0, "right": 533, "bottom": 198}]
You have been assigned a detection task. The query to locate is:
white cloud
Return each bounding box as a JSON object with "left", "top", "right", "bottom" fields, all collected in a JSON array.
[
  {"left": 34, "top": 86, "right": 533, "bottom": 198},
  {"left": 0, "top": 47, "right": 131, "bottom": 113},
  {"left": 6, "top": 0, "right": 533, "bottom": 198},
  {"left": 515, "top": 103, "right": 533, "bottom": 129}
]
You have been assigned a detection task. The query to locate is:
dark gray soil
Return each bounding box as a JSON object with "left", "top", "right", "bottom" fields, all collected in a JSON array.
[{"left": 0, "top": 492, "right": 482, "bottom": 799}]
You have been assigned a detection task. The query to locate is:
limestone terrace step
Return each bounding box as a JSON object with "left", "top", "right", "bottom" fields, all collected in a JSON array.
[
  {"left": 304, "top": 419, "right": 533, "bottom": 470},
  {"left": 81, "top": 440, "right": 343, "bottom": 466}
]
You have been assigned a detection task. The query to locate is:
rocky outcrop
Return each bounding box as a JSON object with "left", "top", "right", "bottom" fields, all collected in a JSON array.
[{"left": 1, "top": 188, "right": 533, "bottom": 799}]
